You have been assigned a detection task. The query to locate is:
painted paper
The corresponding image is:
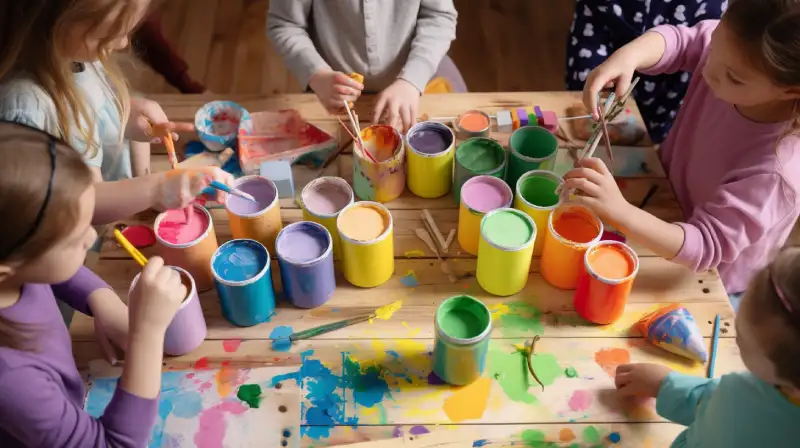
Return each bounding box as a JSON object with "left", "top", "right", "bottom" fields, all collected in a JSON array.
[{"left": 636, "top": 304, "right": 708, "bottom": 362}]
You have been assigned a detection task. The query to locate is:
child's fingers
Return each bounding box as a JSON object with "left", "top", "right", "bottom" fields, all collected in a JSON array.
[
  {"left": 334, "top": 84, "right": 361, "bottom": 98},
  {"left": 563, "top": 178, "right": 602, "bottom": 198},
  {"left": 564, "top": 166, "right": 605, "bottom": 184},
  {"left": 161, "top": 122, "right": 196, "bottom": 133},
  {"left": 142, "top": 256, "right": 166, "bottom": 281},
  {"left": 333, "top": 72, "right": 364, "bottom": 90},
  {"left": 579, "top": 157, "right": 612, "bottom": 176},
  {"left": 400, "top": 104, "right": 413, "bottom": 133},
  {"left": 583, "top": 71, "right": 607, "bottom": 118},
  {"left": 373, "top": 96, "right": 389, "bottom": 124}
]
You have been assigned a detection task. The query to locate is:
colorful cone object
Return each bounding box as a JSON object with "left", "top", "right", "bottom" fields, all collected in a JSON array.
[{"left": 636, "top": 304, "right": 708, "bottom": 362}]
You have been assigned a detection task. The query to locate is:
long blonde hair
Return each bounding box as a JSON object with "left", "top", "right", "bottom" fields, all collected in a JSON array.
[{"left": 0, "top": 1, "right": 144, "bottom": 157}]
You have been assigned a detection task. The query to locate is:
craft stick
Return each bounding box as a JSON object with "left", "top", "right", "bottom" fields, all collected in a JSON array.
[
  {"left": 422, "top": 209, "right": 448, "bottom": 252},
  {"left": 414, "top": 228, "right": 440, "bottom": 257},
  {"left": 598, "top": 105, "right": 614, "bottom": 163},
  {"left": 113, "top": 228, "right": 147, "bottom": 266},
  {"left": 417, "top": 224, "right": 457, "bottom": 283},
  {"left": 708, "top": 314, "right": 721, "bottom": 378},
  {"left": 444, "top": 229, "right": 456, "bottom": 253}
]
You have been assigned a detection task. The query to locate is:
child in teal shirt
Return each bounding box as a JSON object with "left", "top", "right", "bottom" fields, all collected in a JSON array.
[{"left": 616, "top": 246, "right": 800, "bottom": 446}]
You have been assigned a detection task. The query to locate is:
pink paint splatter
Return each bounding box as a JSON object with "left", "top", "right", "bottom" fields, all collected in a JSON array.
[
  {"left": 222, "top": 339, "right": 242, "bottom": 353},
  {"left": 568, "top": 390, "right": 593, "bottom": 412},
  {"left": 194, "top": 357, "right": 210, "bottom": 370},
  {"left": 193, "top": 400, "right": 248, "bottom": 448}
]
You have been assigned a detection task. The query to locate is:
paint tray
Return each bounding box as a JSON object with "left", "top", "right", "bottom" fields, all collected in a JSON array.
[
  {"left": 238, "top": 109, "right": 336, "bottom": 174},
  {"left": 636, "top": 304, "right": 708, "bottom": 363}
]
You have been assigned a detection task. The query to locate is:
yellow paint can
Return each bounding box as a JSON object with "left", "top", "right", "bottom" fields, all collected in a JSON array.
[
  {"left": 476, "top": 208, "right": 536, "bottom": 296},
  {"left": 514, "top": 170, "right": 563, "bottom": 256},
  {"left": 337, "top": 201, "right": 394, "bottom": 287},
  {"left": 457, "top": 175, "right": 513, "bottom": 256},
  {"left": 406, "top": 121, "right": 455, "bottom": 198}
]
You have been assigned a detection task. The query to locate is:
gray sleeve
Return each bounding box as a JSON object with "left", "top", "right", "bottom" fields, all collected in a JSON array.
[
  {"left": 398, "top": 0, "right": 458, "bottom": 93},
  {"left": 267, "top": 0, "right": 332, "bottom": 89}
]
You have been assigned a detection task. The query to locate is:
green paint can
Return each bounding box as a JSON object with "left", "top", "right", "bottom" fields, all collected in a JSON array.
[
  {"left": 432, "top": 295, "right": 492, "bottom": 386},
  {"left": 453, "top": 137, "right": 508, "bottom": 205},
  {"left": 506, "top": 126, "right": 558, "bottom": 190}
]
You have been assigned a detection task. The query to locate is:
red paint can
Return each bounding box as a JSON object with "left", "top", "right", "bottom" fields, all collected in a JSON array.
[{"left": 574, "top": 241, "right": 639, "bottom": 324}]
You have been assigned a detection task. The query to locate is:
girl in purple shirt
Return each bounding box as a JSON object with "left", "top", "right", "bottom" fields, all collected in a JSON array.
[
  {"left": 0, "top": 122, "right": 188, "bottom": 447},
  {"left": 563, "top": 0, "right": 800, "bottom": 308}
]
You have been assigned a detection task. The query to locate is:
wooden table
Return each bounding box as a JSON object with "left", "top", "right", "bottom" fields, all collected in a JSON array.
[{"left": 71, "top": 93, "right": 740, "bottom": 447}]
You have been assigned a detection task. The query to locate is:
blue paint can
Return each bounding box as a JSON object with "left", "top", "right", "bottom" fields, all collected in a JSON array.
[
  {"left": 211, "top": 239, "right": 275, "bottom": 327},
  {"left": 275, "top": 221, "right": 336, "bottom": 308},
  {"left": 432, "top": 295, "right": 492, "bottom": 386}
]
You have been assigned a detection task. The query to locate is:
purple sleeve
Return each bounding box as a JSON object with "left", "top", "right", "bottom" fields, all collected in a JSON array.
[
  {"left": 51, "top": 266, "right": 112, "bottom": 316},
  {"left": 673, "top": 172, "right": 796, "bottom": 272},
  {"left": 0, "top": 366, "right": 157, "bottom": 448},
  {"left": 639, "top": 20, "right": 718, "bottom": 76}
]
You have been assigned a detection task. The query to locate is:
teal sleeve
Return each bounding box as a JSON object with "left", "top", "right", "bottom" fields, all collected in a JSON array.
[{"left": 656, "top": 372, "right": 720, "bottom": 426}]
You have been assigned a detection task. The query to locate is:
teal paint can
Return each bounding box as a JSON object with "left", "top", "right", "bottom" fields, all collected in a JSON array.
[
  {"left": 432, "top": 295, "right": 492, "bottom": 386},
  {"left": 506, "top": 126, "right": 558, "bottom": 190}
]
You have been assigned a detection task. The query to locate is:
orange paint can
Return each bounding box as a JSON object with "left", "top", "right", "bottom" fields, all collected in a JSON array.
[
  {"left": 574, "top": 241, "right": 639, "bottom": 324},
  {"left": 154, "top": 204, "right": 219, "bottom": 292},
  {"left": 540, "top": 203, "right": 603, "bottom": 290}
]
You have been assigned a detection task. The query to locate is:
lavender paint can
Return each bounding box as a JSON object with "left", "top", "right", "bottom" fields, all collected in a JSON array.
[
  {"left": 129, "top": 266, "right": 207, "bottom": 356},
  {"left": 211, "top": 239, "right": 276, "bottom": 327},
  {"left": 275, "top": 221, "right": 336, "bottom": 308}
]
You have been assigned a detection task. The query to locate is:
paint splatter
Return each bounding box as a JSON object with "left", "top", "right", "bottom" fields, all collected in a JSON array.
[
  {"left": 214, "top": 362, "right": 246, "bottom": 398},
  {"left": 442, "top": 377, "right": 491, "bottom": 422},
  {"left": 568, "top": 390, "right": 593, "bottom": 412},
  {"left": 594, "top": 348, "right": 630, "bottom": 377},
  {"left": 404, "top": 249, "right": 425, "bottom": 258},
  {"left": 521, "top": 429, "right": 559, "bottom": 447},
  {"left": 375, "top": 300, "right": 403, "bottom": 320},
  {"left": 559, "top": 428, "right": 576, "bottom": 442},
  {"left": 609, "top": 432, "right": 621, "bottom": 444},
  {"left": 400, "top": 270, "right": 419, "bottom": 288},
  {"left": 193, "top": 400, "right": 248, "bottom": 448},
  {"left": 427, "top": 371, "right": 446, "bottom": 385},
  {"left": 342, "top": 356, "right": 391, "bottom": 408},
  {"left": 409, "top": 426, "right": 430, "bottom": 435},
  {"left": 222, "top": 339, "right": 242, "bottom": 353},
  {"left": 582, "top": 426, "right": 602, "bottom": 444},
  {"left": 564, "top": 367, "right": 579, "bottom": 378},
  {"left": 473, "top": 440, "right": 490, "bottom": 447},
  {"left": 488, "top": 349, "right": 536, "bottom": 404},
  {"left": 194, "top": 357, "right": 210, "bottom": 370},
  {"left": 401, "top": 321, "right": 422, "bottom": 337},
  {"left": 270, "top": 326, "right": 294, "bottom": 352},
  {"left": 495, "top": 302, "right": 544, "bottom": 336}
]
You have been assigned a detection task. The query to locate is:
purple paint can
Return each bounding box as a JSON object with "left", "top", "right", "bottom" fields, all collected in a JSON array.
[
  {"left": 129, "top": 266, "right": 207, "bottom": 356},
  {"left": 275, "top": 221, "right": 336, "bottom": 308}
]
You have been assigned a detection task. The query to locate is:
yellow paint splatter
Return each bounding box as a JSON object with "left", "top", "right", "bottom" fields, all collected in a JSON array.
[
  {"left": 375, "top": 300, "right": 403, "bottom": 320},
  {"left": 442, "top": 377, "right": 492, "bottom": 422},
  {"left": 214, "top": 364, "right": 237, "bottom": 397},
  {"left": 402, "top": 321, "right": 422, "bottom": 337},
  {"left": 488, "top": 303, "right": 510, "bottom": 321},
  {"left": 404, "top": 249, "right": 425, "bottom": 258}
]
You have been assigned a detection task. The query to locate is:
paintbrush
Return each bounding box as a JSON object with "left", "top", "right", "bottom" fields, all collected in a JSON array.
[
  {"left": 144, "top": 117, "right": 179, "bottom": 169},
  {"left": 638, "top": 184, "right": 659, "bottom": 209},
  {"left": 707, "top": 314, "right": 721, "bottom": 378},
  {"left": 597, "top": 105, "right": 614, "bottom": 164},
  {"left": 114, "top": 228, "right": 147, "bottom": 266},
  {"left": 288, "top": 314, "right": 375, "bottom": 341},
  {"left": 343, "top": 100, "right": 378, "bottom": 163},
  {"left": 208, "top": 180, "right": 257, "bottom": 203}
]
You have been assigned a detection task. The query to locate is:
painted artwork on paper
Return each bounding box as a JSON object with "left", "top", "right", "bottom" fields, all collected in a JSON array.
[
  {"left": 636, "top": 304, "right": 708, "bottom": 362},
  {"left": 84, "top": 366, "right": 301, "bottom": 448}
]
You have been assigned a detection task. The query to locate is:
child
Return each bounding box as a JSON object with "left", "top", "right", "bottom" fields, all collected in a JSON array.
[
  {"left": 0, "top": 122, "right": 186, "bottom": 447},
  {"left": 267, "top": 0, "right": 461, "bottom": 132},
  {"left": 562, "top": 0, "right": 800, "bottom": 308},
  {"left": 567, "top": 0, "right": 728, "bottom": 143},
  {"left": 0, "top": 1, "right": 231, "bottom": 224},
  {"left": 615, "top": 247, "right": 800, "bottom": 445}
]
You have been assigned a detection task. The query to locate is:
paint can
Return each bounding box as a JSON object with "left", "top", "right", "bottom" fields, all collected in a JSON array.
[
  {"left": 275, "top": 221, "right": 336, "bottom": 308},
  {"left": 453, "top": 110, "right": 491, "bottom": 140},
  {"left": 211, "top": 239, "right": 276, "bottom": 327},
  {"left": 353, "top": 125, "right": 405, "bottom": 203},
  {"left": 154, "top": 204, "right": 219, "bottom": 292},
  {"left": 574, "top": 241, "right": 639, "bottom": 324},
  {"left": 432, "top": 295, "right": 492, "bottom": 386},
  {"left": 300, "top": 176, "right": 354, "bottom": 261},
  {"left": 540, "top": 203, "right": 603, "bottom": 290},
  {"left": 453, "top": 137, "right": 507, "bottom": 205},
  {"left": 129, "top": 267, "right": 207, "bottom": 356},
  {"left": 514, "top": 170, "right": 563, "bottom": 256},
  {"left": 225, "top": 175, "right": 283, "bottom": 255},
  {"left": 476, "top": 208, "right": 536, "bottom": 296},
  {"left": 406, "top": 121, "right": 455, "bottom": 198},
  {"left": 506, "top": 126, "right": 558, "bottom": 190},
  {"left": 337, "top": 201, "right": 394, "bottom": 288},
  {"left": 458, "top": 175, "right": 513, "bottom": 256}
]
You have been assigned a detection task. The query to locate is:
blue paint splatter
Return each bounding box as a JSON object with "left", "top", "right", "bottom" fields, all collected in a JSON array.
[
  {"left": 331, "top": 307, "right": 341, "bottom": 313},
  {"left": 400, "top": 271, "right": 419, "bottom": 287},
  {"left": 270, "top": 325, "right": 294, "bottom": 352},
  {"left": 171, "top": 390, "right": 204, "bottom": 418},
  {"left": 472, "top": 440, "right": 490, "bottom": 447},
  {"left": 386, "top": 350, "right": 401, "bottom": 359},
  {"left": 609, "top": 432, "right": 621, "bottom": 443},
  {"left": 342, "top": 356, "right": 391, "bottom": 408}
]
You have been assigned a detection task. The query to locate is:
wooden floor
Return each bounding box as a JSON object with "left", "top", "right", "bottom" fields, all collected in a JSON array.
[{"left": 131, "top": 0, "right": 575, "bottom": 95}]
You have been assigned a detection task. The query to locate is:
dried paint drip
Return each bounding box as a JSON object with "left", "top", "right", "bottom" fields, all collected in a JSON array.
[{"left": 236, "top": 384, "right": 262, "bottom": 408}]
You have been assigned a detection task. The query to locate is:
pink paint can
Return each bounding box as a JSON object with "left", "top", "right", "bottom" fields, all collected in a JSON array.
[
  {"left": 129, "top": 266, "right": 207, "bottom": 356},
  {"left": 154, "top": 204, "right": 219, "bottom": 292}
]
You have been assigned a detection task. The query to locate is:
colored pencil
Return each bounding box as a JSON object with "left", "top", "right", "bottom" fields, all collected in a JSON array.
[
  {"left": 638, "top": 184, "right": 659, "bottom": 209},
  {"left": 707, "top": 314, "right": 721, "bottom": 378},
  {"left": 208, "top": 180, "right": 257, "bottom": 203},
  {"left": 289, "top": 314, "right": 375, "bottom": 341},
  {"left": 114, "top": 228, "right": 147, "bottom": 267}
]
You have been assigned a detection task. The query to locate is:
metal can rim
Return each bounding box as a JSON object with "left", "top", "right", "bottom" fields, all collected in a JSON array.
[
  {"left": 275, "top": 221, "right": 334, "bottom": 267},
  {"left": 454, "top": 110, "right": 492, "bottom": 136},
  {"left": 546, "top": 202, "right": 604, "bottom": 248},
  {"left": 434, "top": 295, "right": 493, "bottom": 346},
  {"left": 130, "top": 266, "right": 198, "bottom": 310},
  {"left": 154, "top": 203, "right": 214, "bottom": 249},
  {"left": 300, "top": 176, "right": 354, "bottom": 219},
  {"left": 224, "top": 175, "right": 280, "bottom": 218},
  {"left": 210, "top": 239, "right": 272, "bottom": 287},
  {"left": 336, "top": 201, "right": 394, "bottom": 245},
  {"left": 406, "top": 121, "right": 456, "bottom": 158},
  {"left": 460, "top": 175, "right": 513, "bottom": 214},
  {"left": 508, "top": 126, "right": 558, "bottom": 163},
  {"left": 583, "top": 240, "right": 640, "bottom": 285},
  {"left": 479, "top": 207, "right": 537, "bottom": 251},
  {"left": 455, "top": 137, "right": 507, "bottom": 176},
  {"left": 515, "top": 169, "right": 564, "bottom": 211}
]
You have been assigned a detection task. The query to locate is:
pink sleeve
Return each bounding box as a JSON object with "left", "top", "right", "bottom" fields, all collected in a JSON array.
[
  {"left": 640, "top": 20, "right": 718, "bottom": 76},
  {"left": 673, "top": 171, "right": 795, "bottom": 272}
]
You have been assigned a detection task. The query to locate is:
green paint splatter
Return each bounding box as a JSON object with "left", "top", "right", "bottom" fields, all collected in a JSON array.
[
  {"left": 488, "top": 349, "right": 536, "bottom": 404},
  {"left": 530, "top": 353, "right": 564, "bottom": 386},
  {"left": 582, "top": 426, "right": 602, "bottom": 444},
  {"left": 236, "top": 384, "right": 262, "bottom": 408},
  {"left": 520, "top": 429, "right": 558, "bottom": 447},
  {"left": 498, "top": 302, "right": 544, "bottom": 336},
  {"left": 565, "top": 367, "right": 579, "bottom": 378}
]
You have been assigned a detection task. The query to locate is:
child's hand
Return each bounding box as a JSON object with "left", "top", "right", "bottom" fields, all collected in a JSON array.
[
  {"left": 582, "top": 52, "right": 638, "bottom": 119},
  {"left": 154, "top": 167, "right": 233, "bottom": 210},
  {"left": 615, "top": 363, "right": 672, "bottom": 398},
  {"left": 562, "top": 157, "right": 631, "bottom": 223},
  {"left": 373, "top": 79, "right": 420, "bottom": 133},
  {"left": 309, "top": 70, "right": 364, "bottom": 113},
  {"left": 128, "top": 257, "right": 187, "bottom": 335},
  {"left": 128, "top": 97, "right": 195, "bottom": 143}
]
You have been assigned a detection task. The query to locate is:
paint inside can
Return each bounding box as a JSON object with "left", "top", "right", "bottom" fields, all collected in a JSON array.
[
  {"left": 518, "top": 174, "right": 560, "bottom": 207},
  {"left": 462, "top": 176, "right": 512, "bottom": 212},
  {"left": 510, "top": 126, "right": 557, "bottom": 159},
  {"left": 338, "top": 203, "right": 390, "bottom": 241},
  {"left": 361, "top": 125, "right": 402, "bottom": 162},
  {"left": 456, "top": 139, "right": 505, "bottom": 173},
  {"left": 457, "top": 112, "right": 490, "bottom": 132},
  {"left": 587, "top": 243, "right": 636, "bottom": 279},
  {"left": 302, "top": 178, "right": 352, "bottom": 216},
  {"left": 156, "top": 207, "right": 209, "bottom": 244},
  {"left": 552, "top": 209, "right": 601, "bottom": 244},
  {"left": 276, "top": 221, "right": 329, "bottom": 264},
  {"left": 212, "top": 240, "right": 268, "bottom": 282},
  {"left": 227, "top": 177, "right": 277, "bottom": 215},
  {"left": 482, "top": 209, "right": 534, "bottom": 248},
  {"left": 408, "top": 124, "right": 453, "bottom": 155},
  {"left": 437, "top": 295, "right": 491, "bottom": 339}
]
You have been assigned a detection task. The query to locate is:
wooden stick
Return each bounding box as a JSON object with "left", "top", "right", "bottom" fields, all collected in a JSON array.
[
  {"left": 414, "top": 228, "right": 440, "bottom": 257},
  {"left": 414, "top": 228, "right": 457, "bottom": 283},
  {"left": 343, "top": 101, "right": 377, "bottom": 163},
  {"left": 177, "top": 147, "right": 234, "bottom": 169},
  {"left": 422, "top": 209, "right": 447, "bottom": 252},
  {"left": 444, "top": 229, "right": 456, "bottom": 252},
  {"left": 597, "top": 105, "right": 614, "bottom": 164}
]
